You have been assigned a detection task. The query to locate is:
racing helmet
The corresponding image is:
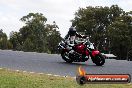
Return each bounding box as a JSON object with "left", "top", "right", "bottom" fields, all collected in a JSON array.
[{"left": 68, "top": 27, "right": 76, "bottom": 36}]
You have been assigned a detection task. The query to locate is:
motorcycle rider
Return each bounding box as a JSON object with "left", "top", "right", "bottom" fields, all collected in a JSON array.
[
  {"left": 64, "top": 27, "right": 88, "bottom": 57},
  {"left": 64, "top": 27, "right": 87, "bottom": 44}
]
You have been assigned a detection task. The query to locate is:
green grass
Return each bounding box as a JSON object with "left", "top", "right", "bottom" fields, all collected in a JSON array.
[{"left": 0, "top": 69, "right": 132, "bottom": 88}]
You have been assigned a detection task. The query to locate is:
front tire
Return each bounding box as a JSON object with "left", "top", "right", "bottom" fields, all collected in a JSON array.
[
  {"left": 61, "top": 51, "right": 73, "bottom": 63},
  {"left": 92, "top": 54, "right": 105, "bottom": 66}
]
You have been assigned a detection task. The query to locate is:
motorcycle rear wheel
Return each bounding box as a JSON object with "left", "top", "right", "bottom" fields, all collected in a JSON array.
[{"left": 61, "top": 51, "right": 73, "bottom": 63}]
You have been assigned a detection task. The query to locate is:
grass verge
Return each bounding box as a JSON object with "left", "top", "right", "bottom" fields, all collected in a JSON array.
[{"left": 0, "top": 68, "right": 131, "bottom": 88}]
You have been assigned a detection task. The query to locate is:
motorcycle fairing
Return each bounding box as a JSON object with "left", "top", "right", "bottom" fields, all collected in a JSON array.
[{"left": 92, "top": 50, "right": 100, "bottom": 57}]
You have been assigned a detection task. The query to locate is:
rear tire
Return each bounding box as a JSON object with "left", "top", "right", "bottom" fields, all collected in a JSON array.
[
  {"left": 92, "top": 54, "right": 105, "bottom": 66},
  {"left": 61, "top": 51, "right": 73, "bottom": 63}
]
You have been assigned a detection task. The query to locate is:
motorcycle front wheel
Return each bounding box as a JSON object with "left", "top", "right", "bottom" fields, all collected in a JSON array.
[
  {"left": 61, "top": 51, "right": 73, "bottom": 63},
  {"left": 92, "top": 54, "right": 105, "bottom": 66}
]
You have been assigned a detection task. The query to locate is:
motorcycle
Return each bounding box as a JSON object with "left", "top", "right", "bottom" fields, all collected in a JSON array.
[{"left": 58, "top": 38, "right": 105, "bottom": 66}]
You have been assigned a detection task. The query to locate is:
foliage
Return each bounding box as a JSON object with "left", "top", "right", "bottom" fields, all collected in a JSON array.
[
  {"left": 107, "top": 13, "right": 132, "bottom": 59},
  {"left": 9, "top": 31, "right": 22, "bottom": 50},
  {"left": 0, "top": 29, "right": 13, "bottom": 49},
  {"left": 9, "top": 13, "right": 62, "bottom": 53}
]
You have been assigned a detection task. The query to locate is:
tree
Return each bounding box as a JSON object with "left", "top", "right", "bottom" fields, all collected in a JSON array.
[
  {"left": 10, "top": 13, "right": 62, "bottom": 53},
  {"left": 19, "top": 13, "right": 48, "bottom": 52},
  {"left": 46, "top": 22, "right": 62, "bottom": 53},
  {"left": 9, "top": 31, "right": 22, "bottom": 50},
  {"left": 23, "top": 38, "right": 34, "bottom": 52},
  {"left": 0, "top": 29, "right": 13, "bottom": 49},
  {"left": 108, "top": 13, "right": 132, "bottom": 59}
]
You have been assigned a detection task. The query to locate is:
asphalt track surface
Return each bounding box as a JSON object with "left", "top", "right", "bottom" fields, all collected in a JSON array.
[{"left": 0, "top": 50, "right": 132, "bottom": 77}]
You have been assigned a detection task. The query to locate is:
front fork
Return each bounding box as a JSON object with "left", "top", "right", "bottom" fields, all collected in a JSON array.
[
  {"left": 89, "top": 50, "right": 100, "bottom": 62},
  {"left": 86, "top": 48, "right": 99, "bottom": 58}
]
